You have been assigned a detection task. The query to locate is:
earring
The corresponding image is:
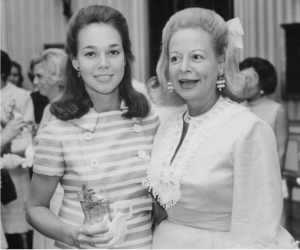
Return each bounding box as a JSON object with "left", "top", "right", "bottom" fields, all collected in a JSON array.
[
  {"left": 167, "top": 82, "right": 174, "bottom": 93},
  {"left": 77, "top": 68, "right": 81, "bottom": 78},
  {"left": 216, "top": 74, "right": 226, "bottom": 91},
  {"left": 260, "top": 90, "right": 264, "bottom": 96}
]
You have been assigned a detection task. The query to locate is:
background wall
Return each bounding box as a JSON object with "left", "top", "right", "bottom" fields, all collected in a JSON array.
[
  {"left": 1, "top": 0, "right": 149, "bottom": 91},
  {"left": 234, "top": 0, "right": 300, "bottom": 121}
]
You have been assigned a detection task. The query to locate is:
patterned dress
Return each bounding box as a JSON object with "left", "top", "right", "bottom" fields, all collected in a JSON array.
[{"left": 34, "top": 105, "right": 159, "bottom": 249}]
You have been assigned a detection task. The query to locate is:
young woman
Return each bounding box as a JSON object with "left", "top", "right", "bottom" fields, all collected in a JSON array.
[{"left": 26, "top": 5, "right": 159, "bottom": 249}]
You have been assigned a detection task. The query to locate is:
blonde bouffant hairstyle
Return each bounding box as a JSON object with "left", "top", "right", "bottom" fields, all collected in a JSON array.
[{"left": 151, "top": 7, "right": 255, "bottom": 106}]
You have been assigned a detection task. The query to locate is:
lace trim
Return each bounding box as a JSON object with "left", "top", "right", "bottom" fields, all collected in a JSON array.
[
  {"left": 147, "top": 97, "right": 248, "bottom": 209},
  {"left": 226, "top": 240, "right": 300, "bottom": 249}
]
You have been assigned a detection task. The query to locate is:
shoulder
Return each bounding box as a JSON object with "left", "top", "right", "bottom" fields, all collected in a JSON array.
[{"left": 234, "top": 108, "right": 276, "bottom": 145}]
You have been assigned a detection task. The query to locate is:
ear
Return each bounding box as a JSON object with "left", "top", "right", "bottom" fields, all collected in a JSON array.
[
  {"left": 70, "top": 54, "right": 79, "bottom": 70},
  {"left": 218, "top": 61, "right": 225, "bottom": 75},
  {"left": 217, "top": 55, "right": 225, "bottom": 75}
]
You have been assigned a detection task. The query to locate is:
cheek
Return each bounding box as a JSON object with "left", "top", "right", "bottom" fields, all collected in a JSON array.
[{"left": 168, "top": 65, "right": 177, "bottom": 80}]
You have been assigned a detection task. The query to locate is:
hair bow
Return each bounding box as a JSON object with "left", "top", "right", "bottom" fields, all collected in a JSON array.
[{"left": 226, "top": 17, "right": 244, "bottom": 49}]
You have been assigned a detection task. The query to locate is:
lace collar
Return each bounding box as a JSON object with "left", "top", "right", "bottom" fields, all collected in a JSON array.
[{"left": 147, "top": 96, "right": 248, "bottom": 209}]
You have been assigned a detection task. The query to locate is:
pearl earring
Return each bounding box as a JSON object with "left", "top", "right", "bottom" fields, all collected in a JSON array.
[
  {"left": 216, "top": 74, "right": 226, "bottom": 91},
  {"left": 167, "top": 82, "right": 174, "bottom": 93}
]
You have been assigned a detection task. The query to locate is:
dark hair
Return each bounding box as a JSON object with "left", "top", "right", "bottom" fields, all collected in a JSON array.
[
  {"left": 1, "top": 50, "right": 12, "bottom": 82},
  {"left": 51, "top": 5, "right": 150, "bottom": 121},
  {"left": 239, "top": 57, "right": 277, "bottom": 95},
  {"left": 10, "top": 61, "right": 24, "bottom": 88}
]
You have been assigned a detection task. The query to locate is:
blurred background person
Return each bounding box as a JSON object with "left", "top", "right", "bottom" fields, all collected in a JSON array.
[
  {"left": 239, "top": 57, "right": 289, "bottom": 173},
  {"left": 1, "top": 50, "right": 35, "bottom": 249},
  {"left": 7, "top": 61, "right": 24, "bottom": 88},
  {"left": 28, "top": 63, "right": 49, "bottom": 126},
  {"left": 28, "top": 48, "right": 66, "bottom": 249}
]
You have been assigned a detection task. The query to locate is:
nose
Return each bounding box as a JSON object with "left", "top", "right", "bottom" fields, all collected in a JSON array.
[
  {"left": 97, "top": 54, "right": 109, "bottom": 69},
  {"left": 179, "top": 57, "right": 191, "bottom": 73}
]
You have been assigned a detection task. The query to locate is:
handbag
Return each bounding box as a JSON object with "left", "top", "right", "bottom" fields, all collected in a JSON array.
[{"left": 1, "top": 168, "right": 17, "bottom": 205}]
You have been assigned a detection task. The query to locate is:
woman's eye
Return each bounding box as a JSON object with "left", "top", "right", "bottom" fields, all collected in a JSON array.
[
  {"left": 85, "top": 52, "right": 95, "bottom": 57},
  {"left": 109, "top": 50, "right": 120, "bottom": 55},
  {"left": 170, "top": 56, "right": 179, "bottom": 63},
  {"left": 193, "top": 54, "right": 203, "bottom": 60}
]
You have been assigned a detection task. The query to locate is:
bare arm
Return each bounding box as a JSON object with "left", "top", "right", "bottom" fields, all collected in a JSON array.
[
  {"left": 26, "top": 173, "right": 112, "bottom": 248},
  {"left": 275, "top": 105, "right": 289, "bottom": 172}
]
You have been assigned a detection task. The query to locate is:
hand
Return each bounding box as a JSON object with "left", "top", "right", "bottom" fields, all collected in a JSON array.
[
  {"left": 2, "top": 117, "right": 25, "bottom": 144},
  {"left": 72, "top": 219, "right": 113, "bottom": 249},
  {"left": 2, "top": 154, "right": 23, "bottom": 170}
]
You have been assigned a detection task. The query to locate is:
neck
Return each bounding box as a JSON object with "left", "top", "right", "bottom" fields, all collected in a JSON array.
[
  {"left": 89, "top": 90, "right": 121, "bottom": 113},
  {"left": 47, "top": 86, "right": 61, "bottom": 103},
  {"left": 187, "top": 93, "right": 220, "bottom": 117},
  {"left": 247, "top": 93, "right": 264, "bottom": 103}
]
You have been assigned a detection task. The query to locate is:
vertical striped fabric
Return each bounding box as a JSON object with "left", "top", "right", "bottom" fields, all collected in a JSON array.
[{"left": 34, "top": 107, "right": 159, "bottom": 249}]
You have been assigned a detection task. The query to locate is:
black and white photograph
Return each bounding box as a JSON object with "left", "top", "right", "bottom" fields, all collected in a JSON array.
[{"left": 1, "top": 0, "right": 300, "bottom": 249}]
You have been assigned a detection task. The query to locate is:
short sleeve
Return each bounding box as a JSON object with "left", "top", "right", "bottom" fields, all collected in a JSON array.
[
  {"left": 34, "top": 123, "right": 65, "bottom": 176},
  {"left": 228, "top": 119, "right": 296, "bottom": 248}
]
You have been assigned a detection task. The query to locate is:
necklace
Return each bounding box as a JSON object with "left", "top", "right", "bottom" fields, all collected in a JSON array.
[{"left": 183, "top": 96, "right": 223, "bottom": 124}]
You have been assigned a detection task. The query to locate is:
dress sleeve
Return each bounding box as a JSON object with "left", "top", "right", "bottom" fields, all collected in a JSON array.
[
  {"left": 33, "top": 123, "right": 65, "bottom": 176},
  {"left": 228, "top": 119, "right": 297, "bottom": 248}
]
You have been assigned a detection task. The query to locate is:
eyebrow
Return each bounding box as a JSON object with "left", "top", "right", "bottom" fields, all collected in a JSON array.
[{"left": 82, "top": 44, "right": 121, "bottom": 49}]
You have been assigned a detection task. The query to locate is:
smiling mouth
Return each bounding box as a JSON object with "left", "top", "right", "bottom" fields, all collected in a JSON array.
[
  {"left": 94, "top": 75, "right": 113, "bottom": 81},
  {"left": 178, "top": 79, "right": 198, "bottom": 87}
]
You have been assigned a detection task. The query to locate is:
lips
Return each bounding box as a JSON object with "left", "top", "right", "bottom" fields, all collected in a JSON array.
[
  {"left": 94, "top": 74, "right": 113, "bottom": 81},
  {"left": 178, "top": 79, "right": 198, "bottom": 88}
]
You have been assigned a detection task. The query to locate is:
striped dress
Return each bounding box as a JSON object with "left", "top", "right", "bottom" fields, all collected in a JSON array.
[{"left": 33, "top": 106, "right": 160, "bottom": 249}]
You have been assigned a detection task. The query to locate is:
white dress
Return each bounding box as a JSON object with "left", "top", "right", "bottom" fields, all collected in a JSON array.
[{"left": 147, "top": 96, "right": 298, "bottom": 248}]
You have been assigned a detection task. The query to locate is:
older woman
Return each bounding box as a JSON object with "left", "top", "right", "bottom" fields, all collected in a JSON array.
[
  {"left": 29, "top": 48, "right": 66, "bottom": 133},
  {"left": 146, "top": 8, "right": 298, "bottom": 248},
  {"left": 28, "top": 48, "right": 66, "bottom": 249}
]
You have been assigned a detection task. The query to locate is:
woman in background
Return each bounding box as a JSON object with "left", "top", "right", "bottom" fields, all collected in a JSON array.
[
  {"left": 1, "top": 50, "right": 35, "bottom": 249},
  {"left": 146, "top": 8, "right": 298, "bottom": 248},
  {"left": 26, "top": 5, "right": 158, "bottom": 249},
  {"left": 28, "top": 48, "right": 66, "bottom": 249},
  {"left": 8, "top": 61, "right": 24, "bottom": 88},
  {"left": 239, "top": 57, "right": 288, "bottom": 172}
]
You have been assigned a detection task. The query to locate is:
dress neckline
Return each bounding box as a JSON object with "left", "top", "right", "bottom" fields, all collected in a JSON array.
[{"left": 147, "top": 97, "right": 248, "bottom": 209}]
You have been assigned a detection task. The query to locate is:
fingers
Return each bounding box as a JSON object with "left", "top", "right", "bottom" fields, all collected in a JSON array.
[
  {"left": 77, "top": 234, "right": 113, "bottom": 247},
  {"left": 79, "top": 221, "right": 109, "bottom": 235},
  {"left": 77, "top": 223, "right": 113, "bottom": 247},
  {"left": 79, "top": 242, "right": 114, "bottom": 249}
]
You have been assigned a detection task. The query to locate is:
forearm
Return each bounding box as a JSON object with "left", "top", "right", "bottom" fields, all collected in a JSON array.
[
  {"left": 1, "top": 135, "right": 10, "bottom": 150},
  {"left": 26, "top": 205, "right": 78, "bottom": 247}
]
